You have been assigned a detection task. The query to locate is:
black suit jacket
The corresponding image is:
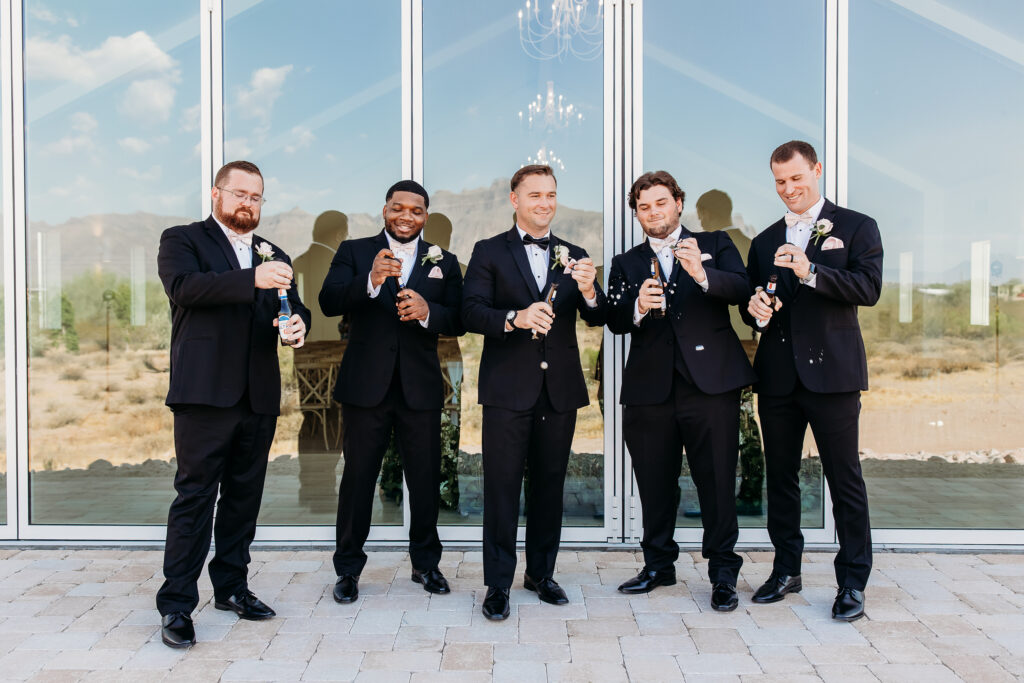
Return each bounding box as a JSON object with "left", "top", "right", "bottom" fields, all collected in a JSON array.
[
  {"left": 158, "top": 216, "right": 312, "bottom": 415},
  {"left": 608, "top": 228, "right": 756, "bottom": 404},
  {"left": 743, "top": 200, "right": 883, "bottom": 396},
  {"left": 462, "top": 227, "right": 607, "bottom": 412},
  {"left": 319, "top": 231, "right": 464, "bottom": 410}
]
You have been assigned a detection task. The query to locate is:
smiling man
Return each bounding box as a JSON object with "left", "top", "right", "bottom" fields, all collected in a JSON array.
[
  {"left": 744, "top": 141, "right": 883, "bottom": 621},
  {"left": 319, "top": 180, "right": 464, "bottom": 603},
  {"left": 462, "top": 165, "right": 607, "bottom": 620}
]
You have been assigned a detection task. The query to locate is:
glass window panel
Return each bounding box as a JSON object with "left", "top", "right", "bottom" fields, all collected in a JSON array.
[
  {"left": 24, "top": 0, "right": 200, "bottom": 524},
  {"left": 643, "top": 0, "right": 826, "bottom": 528},
  {"left": 850, "top": 0, "right": 1024, "bottom": 529},
  {"left": 424, "top": 0, "right": 605, "bottom": 527},
  {"left": 224, "top": 0, "right": 402, "bottom": 525}
]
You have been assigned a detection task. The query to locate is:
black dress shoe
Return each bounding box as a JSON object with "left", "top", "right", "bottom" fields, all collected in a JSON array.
[
  {"left": 412, "top": 567, "right": 450, "bottom": 594},
  {"left": 751, "top": 571, "right": 802, "bottom": 604},
  {"left": 161, "top": 612, "right": 195, "bottom": 648},
  {"left": 214, "top": 590, "right": 276, "bottom": 620},
  {"left": 832, "top": 587, "right": 865, "bottom": 622},
  {"left": 333, "top": 574, "right": 359, "bottom": 603},
  {"left": 524, "top": 574, "right": 569, "bottom": 605},
  {"left": 617, "top": 567, "right": 677, "bottom": 594},
  {"left": 711, "top": 583, "right": 738, "bottom": 612},
  {"left": 482, "top": 586, "right": 510, "bottom": 620}
]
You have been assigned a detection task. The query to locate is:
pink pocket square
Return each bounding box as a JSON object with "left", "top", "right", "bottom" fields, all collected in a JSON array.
[
  {"left": 700, "top": 253, "right": 712, "bottom": 262},
  {"left": 428, "top": 266, "right": 443, "bottom": 278},
  {"left": 821, "top": 236, "right": 844, "bottom": 251}
]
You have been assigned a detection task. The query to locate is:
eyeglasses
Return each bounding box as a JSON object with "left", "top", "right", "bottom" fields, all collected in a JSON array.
[{"left": 217, "top": 187, "right": 266, "bottom": 205}]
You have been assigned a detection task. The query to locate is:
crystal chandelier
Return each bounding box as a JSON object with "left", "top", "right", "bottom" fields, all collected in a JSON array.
[
  {"left": 518, "top": 0, "right": 603, "bottom": 61},
  {"left": 525, "top": 144, "right": 565, "bottom": 171},
  {"left": 518, "top": 81, "right": 583, "bottom": 130}
]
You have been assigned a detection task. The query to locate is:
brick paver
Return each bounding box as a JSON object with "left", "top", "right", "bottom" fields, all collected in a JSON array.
[{"left": 0, "top": 549, "right": 1018, "bottom": 680}]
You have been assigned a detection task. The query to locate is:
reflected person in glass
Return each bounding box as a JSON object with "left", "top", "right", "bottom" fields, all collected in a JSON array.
[
  {"left": 319, "top": 181, "right": 465, "bottom": 603},
  {"left": 744, "top": 141, "right": 883, "bottom": 622},
  {"left": 461, "top": 165, "right": 606, "bottom": 620},
  {"left": 155, "top": 161, "right": 311, "bottom": 648},
  {"left": 607, "top": 171, "right": 754, "bottom": 612}
]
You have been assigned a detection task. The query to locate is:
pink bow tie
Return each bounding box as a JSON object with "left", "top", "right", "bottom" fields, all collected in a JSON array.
[
  {"left": 784, "top": 211, "right": 813, "bottom": 228},
  {"left": 228, "top": 231, "right": 253, "bottom": 248},
  {"left": 648, "top": 236, "right": 677, "bottom": 253},
  {"left": 391, "top": 242, "right": 416, "bottom": 260}
]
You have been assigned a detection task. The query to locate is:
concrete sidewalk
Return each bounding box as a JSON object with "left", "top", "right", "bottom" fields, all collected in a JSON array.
[{"left": 0, "top": 548, "right": 1021, "bottom": 681}]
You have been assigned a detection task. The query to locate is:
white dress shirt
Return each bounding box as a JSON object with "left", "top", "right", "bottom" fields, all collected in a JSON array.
[
  {"left": 516, "top": 225, "right": 550, "bottom": 292},
  {"left": 215, "top": 217, "right": 253, "bottom": 269},
  {"left": 368, "top": 233, "right": 428, "bottom": 327}
]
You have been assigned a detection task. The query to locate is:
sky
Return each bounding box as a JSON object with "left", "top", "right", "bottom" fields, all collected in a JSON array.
[{"left": 20, "top": 0, "right": 1024, "bottom": 280}]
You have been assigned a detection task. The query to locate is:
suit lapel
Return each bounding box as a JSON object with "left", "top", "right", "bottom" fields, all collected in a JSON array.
[
  {"left": 372, "top": 230, "right": 399, "bottom": 301},
  {"left": 205, "top": 216, "right": 241, "bottom": 271},
  {"left": 767, "top": 220, "right": 798, "bottom": 300},
  {"left": 405, "top": 239, "right": 430, "bottom": 292},
  {"left": 506, "top": 227, "right": 542, "bottom": 300},
  {"left": 542, "top": 234, "right": 561, "bottom": 296},
  {"left": 804, "top": 199, "right": 836, "bottom": 263}
]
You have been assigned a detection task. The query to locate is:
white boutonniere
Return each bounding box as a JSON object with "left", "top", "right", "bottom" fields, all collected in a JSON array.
[
  {"left": 255, "top": 241, "right": 275, "bottom": 262},
  {"left": 551, "top": 244, "right": 570, "bottom": 271},
  {"left": 811, "top": 219, "right": 833, "bottom": 246},
  {"left": 420, "top": 244, "right": 443, "bottom": 266}
]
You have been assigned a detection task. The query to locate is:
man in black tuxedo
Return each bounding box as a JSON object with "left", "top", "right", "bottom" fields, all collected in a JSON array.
[
  {"left": 607, "top": 171, "right": 755, "bottom": 611},
  {"left": 320, "top": 180, "right": 464, "bottom": 603},
  {"left": 745, "top": 141, "right": 882, "bottom": 621},
  {"left": 462, "top": 165, "right": 606, "bottom": 620},
  {"left": 156, "top": 161, "right": 311, "bottom": 648}
]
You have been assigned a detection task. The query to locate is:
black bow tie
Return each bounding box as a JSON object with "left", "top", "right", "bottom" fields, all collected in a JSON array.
[{"left": 522, "top": 234, "right": 550, "bottom": 249}]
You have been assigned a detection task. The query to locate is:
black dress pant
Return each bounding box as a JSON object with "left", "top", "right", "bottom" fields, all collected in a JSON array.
[
  {"left": 481, "top": 384, "right": 575, "bottom": 589},
  {"left": 334, "top": 373, "right": 443, "bottom": 576},
  {"left": 624, "top": 374, "right": 743, "bottom": 585},
  {"left": 157, "top": 399, "right": 276, "bottom": 616},
  {"left": 758, "top": 384, "right": 872, "bottom": 589}
]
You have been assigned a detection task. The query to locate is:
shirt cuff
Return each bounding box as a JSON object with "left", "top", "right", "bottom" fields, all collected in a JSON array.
[
  {"left": 800, "top": 272, "right": 817, "bottom": 288},
  {"left": 583, "top": 293, "right": 598, "bottom": 308},
  {"left": 633, "top": 298, "right": 647, "bottom": 326},
  {"left": 367, "top": 274, "right": 382, "bottom": 298},
  {"left": 696, "top": 270, "right": 709, "bottom": 292},
  {"left": 419, "top": 311, "right": 430, "bottom": 328}
]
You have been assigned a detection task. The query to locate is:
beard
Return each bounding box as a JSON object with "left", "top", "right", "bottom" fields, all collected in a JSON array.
[
  {"left": 215, "top": 198, "right": 259, "bottom": 233},
  {"left": 384, "top": 220, "right": 422, "bottom": 244}
]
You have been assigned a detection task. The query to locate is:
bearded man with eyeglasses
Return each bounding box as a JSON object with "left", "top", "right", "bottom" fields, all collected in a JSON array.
[{"left": 155, "top": 160, "right": 311, "bottom": 648}]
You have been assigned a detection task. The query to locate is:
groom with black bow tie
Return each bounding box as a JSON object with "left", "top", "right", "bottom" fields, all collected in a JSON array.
[{"left": 462, "top": 164, "right": 606, "bottom": 620}]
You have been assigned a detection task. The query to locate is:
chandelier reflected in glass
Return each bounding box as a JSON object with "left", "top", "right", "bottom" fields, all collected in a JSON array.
[
  {"left": 518, "top": 81, "right": 583, "bottom": 130},
  {"left": 524, "top": 144, "right": 565, "bottom": 171},
  {"left": 518, "top": 0, "right": 603, "bottom": 61}
]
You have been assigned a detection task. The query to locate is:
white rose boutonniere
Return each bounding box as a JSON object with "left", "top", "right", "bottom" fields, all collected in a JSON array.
[
  {"left": 255, "top": 241, "right": 275, "bottom": 262},
  {"left": 811, "top": 219, "right": 833, "bottom": 246},
  {"left": 551, "top": 244, "right": 570, "bottom": 271},
  {"left": 420, "top": 244, "right": 443, "bottom": 266}
]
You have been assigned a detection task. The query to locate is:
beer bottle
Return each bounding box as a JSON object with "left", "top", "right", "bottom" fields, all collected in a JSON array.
[{"left": 649, "top": 257, "right": 666, "bottom": 318}]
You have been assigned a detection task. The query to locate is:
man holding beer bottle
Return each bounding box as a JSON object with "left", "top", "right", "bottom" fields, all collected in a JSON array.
[{"left": 607, "top": 171, "right": 754, "bottom": 611}]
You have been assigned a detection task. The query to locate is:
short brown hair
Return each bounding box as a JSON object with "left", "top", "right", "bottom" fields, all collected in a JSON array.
[
  {"left": 628, "top": 171, "right": 684, "bottom": 211},
  {"left": 214, "top": 160, "right": 263, "bottom": 188},
  {"left": 770, "top": 141, "right": 818, "bottom": 167},
  {"left": 510, "top": 164, "right": 556, "bottom": 192}
]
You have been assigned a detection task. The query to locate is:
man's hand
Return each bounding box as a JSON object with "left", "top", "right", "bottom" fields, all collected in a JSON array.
[
  {"left": 515, "top": 301, "right": 554, "bottom": 335},
  {"left": 636, "top": 277, "right": 664, "bottom": 315},
  {"left": 273, "top": 313, "right": 307, "bottom": 348},
  {"left": 396, "top": 288, "right": 429, "bottom": 322},
  {"left": 748, "top": 286, "right": 782, "bottom": 323},
  {"left": 570, "top": 257, "right": 597, "bottom": 298},
  {"left": 672, "top": 237, "right": 706, "bottom": 283},
  {"left": 774, "top": 243, "right": 811, "bottom": 279},
  {"left": 254, "top": 261, "right": 293, "bottom": 290},
  {"left": 370, "top": 249, "right": 403, "bottom": 288}
]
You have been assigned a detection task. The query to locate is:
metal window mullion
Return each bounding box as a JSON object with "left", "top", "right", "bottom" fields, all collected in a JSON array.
[
  {"left": 201, "top": 0, "right": 223, "bottom": 217},
  {"left": 602, "top": 0, "right": 619, "bottom": 543}
]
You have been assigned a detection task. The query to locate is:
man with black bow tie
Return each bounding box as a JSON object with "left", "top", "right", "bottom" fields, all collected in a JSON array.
[
  {"left": 462, "top": 165, "right": 606, "bottom": 620},
  {"left": 607, "top": 171, "right": 755, "bottom": 611},
  {"left": 156, "top": 161, "right": 311, "bottom": 648},
  {"left": 745, "top": 141, "right": 882, "bottom": 621},
  {"left": 320, "top": 180, "right": 464, "bottom": 603}
]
